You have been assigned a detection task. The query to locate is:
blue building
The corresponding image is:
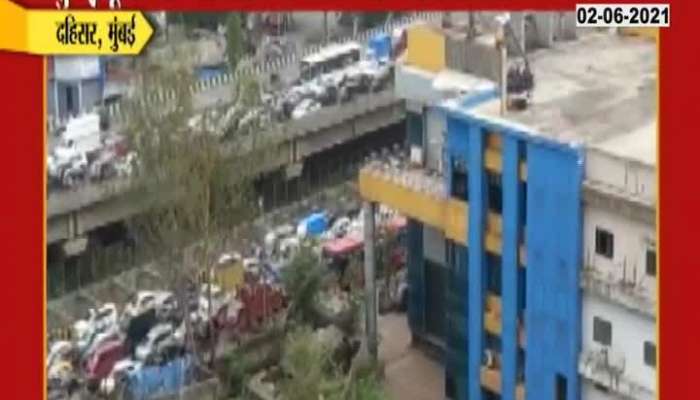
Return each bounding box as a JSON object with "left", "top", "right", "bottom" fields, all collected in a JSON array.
[{"left": 359, "top": 21, "right": 655, "bottom": 400}]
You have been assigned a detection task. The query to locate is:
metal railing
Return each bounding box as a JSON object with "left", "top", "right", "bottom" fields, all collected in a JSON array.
[
  {"left": 579, "top": 347, "right": 655, "bottom": 400},
  {"left": 361, "top": 160, "right": 446, "bottom": 199},
  {"left": 581, "top": 250, "right": 656, "bottom": 318}
]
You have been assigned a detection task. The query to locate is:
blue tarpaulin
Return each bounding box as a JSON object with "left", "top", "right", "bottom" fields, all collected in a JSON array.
[
  {"left": 300, "top": 212, "right": 328, "bottom": 237},
  {"left": 368, "top": 33, "right": 392, "bottom": 62},
  {"left": 124, "top": 356, "right": 193, "bottom": 400}
]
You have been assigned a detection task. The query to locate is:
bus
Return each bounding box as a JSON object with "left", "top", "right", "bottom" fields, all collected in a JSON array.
[{"left": 299, "top": 42, "right": 362, "bottom": 82}]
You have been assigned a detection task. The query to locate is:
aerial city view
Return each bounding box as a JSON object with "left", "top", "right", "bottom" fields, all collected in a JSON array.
[{"left": 45, "top": 11, "right": 657, "bottom": 400}]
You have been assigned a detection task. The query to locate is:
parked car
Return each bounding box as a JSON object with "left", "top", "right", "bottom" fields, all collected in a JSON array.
[
  {"left": 47, "top": 360, "right": 77, "bottom": 392},
  {"left": 135, "top": 324, "right": 175, "bottom": 362},
  {"left": 99, "top": 359, "right": 142, "bottom": 396},
  {"left": 47, "top": 340, "right": 74, "bottom": 369},
  {"left": 291, "top": 98, "right": 321, "bottom": 120},
  {"left": 124, "top": 291, "right": 159, "bottom": 318},
  {"left": 82, "top": 324, "right": 121, "bottom": 360},
  {"left": 83, "top": 339, "right": 127, "bottom": 391}
]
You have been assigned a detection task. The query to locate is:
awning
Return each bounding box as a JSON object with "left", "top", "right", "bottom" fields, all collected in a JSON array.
[{"left": 322, "top": 236, "right": 363, "bottom": 257}]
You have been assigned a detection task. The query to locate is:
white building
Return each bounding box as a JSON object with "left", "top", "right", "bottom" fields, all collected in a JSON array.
[
  {"left": 579, "top": 123, "right": 657, "bottom": 400},
  {"left": 48, "top": 56, "right": 105, "bottom": 124}
]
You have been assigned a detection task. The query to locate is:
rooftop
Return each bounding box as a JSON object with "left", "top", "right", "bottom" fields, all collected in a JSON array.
[
  {"left": 592, "top": 122, "right": 657, "bottom": 166},
  {"left": 463, "top": 31, "right": 657, "bottom": 153}
]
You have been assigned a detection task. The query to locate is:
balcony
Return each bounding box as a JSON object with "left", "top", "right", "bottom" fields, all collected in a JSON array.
[
  {"left": 579, "top": 347, "right": 655, "bottom": 400},
  {"left": 358, "top": 163, "right": 526, "bottom": 265},
  {"left": 484, "top": 293, "right": 527, "bottom": 348},
  {"left": 481, "top": 367, "right": 526, "bottom": 400},
  {"left": 581, "top": 265, "right": 655, "bottom": 318}
]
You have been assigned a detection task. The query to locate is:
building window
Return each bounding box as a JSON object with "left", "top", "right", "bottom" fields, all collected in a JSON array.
[
  {"left": 646, "top": 249, "right": 657, "bottom": 277},
  {"left": 593, "top": 317, "right": 612, "bottom": 346},
  {"left": 644, "top": 341, "right": 656, "bottom": 368},
  {"left": 451, "top": 158, "right": 468, "bottom": 201},
  {"left": 556, "top": 374, "right": 568, "bottom": 400},
  {"left": 487, "top": 254, "right": 502, "bottom": 296},
  {"left": 407, "top": 112, "right": 424, "bottom": 146},
  {"left": 595, "top": 228, "right": 614, "bottom": 259},
  {"left": 520, "top": 182, "right": 527, "bottom": 228},
  {"left": 487, "top": 173, "right": 503, "bottom": 213}
]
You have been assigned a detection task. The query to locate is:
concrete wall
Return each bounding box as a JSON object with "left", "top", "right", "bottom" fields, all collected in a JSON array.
[
  {"left": 463, "top": 36, "right": 500, "bottom": 83},
  {"left": 581, "top": 295, "right": 656, "bottom": 394},
  {"left": 583, "top": 205, "right": 657, "bottom": 302},
  {"left": 586, "top": 148, "right": 656, "bottom": 204},
  {"left": 582, "top": 380, "right": 624, "bottom": 400},
  {"left": 394, "top": 64, "right": 442, "bottom": 106},
  {"left": 532, "top": 12, "right": 555, "bottom": 48},
  {"left": 425, "top": 107, "right": 445, "bottom": 173},
  {"left": 524, "top": 139, "right": 584, "bottom": 400},
  {"left": 406, "top": 24, "right": 446, "bottom": 73},
  {"left": 445, "top": 30, "right": 468, "bottom": 72}
]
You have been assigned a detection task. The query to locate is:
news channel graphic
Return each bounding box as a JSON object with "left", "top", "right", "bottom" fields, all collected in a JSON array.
[
  {"left": 576, "top": 4, "right": 670, "bottom": 27},
  {"left": 0, "top": 0, "right": 153, "bottom": 55}
]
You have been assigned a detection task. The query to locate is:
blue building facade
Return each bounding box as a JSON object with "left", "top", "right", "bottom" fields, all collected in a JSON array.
[{"left": 405, "top": 106, "right": 584, "bottom": 400}]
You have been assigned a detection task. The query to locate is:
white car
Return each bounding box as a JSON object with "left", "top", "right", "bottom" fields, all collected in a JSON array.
[
  {"left": 83, "top": 303, "right": 119, "bottom": 334},
  {"left": 47, "top": 360, "right": 75, "bottom": 389},
  {"left": 291, "top": 98, "right": 321, "bottom": 120},
  {"left": 82, "top": 324, "right": 121, "bottom": 359},
  {"left": 329, "top": 217, "right": 351, "bottom": 239},
  {"left": 100, "top": 359, "right": 142, "bottom": 396},
  {"left": 124, "top": 290, "right": 176, "bottom": 319},
  {"left": 134, "top": 323, "right": 176, "bottom": 361},
  {"left": 123, "top": 291, "right": 157, "bottom": 319},
  {"left": 219, "top": 252, "right": 242, "bottom": 267},
  {"left": 47, "top": 341, "right": 73, "bottom": 369}
]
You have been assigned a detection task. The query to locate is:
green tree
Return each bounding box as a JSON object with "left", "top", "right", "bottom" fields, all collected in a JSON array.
[
  {"left": 281, "top": 246, "right": 325, "bottom": 327},
  {"left": 226, "top": 13, "right": 246, "bottom": 71},
  {"left": 120, "top": 52, "right": 271, "bottom": 368}
]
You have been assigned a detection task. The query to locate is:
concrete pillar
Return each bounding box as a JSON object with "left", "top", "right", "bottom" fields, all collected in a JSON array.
[
  {"left": 467, "top": 126, "right": 486, "bottom": 400},
  {"left": 53, "top": 80, "right": 60, "bottom": 122},
  {"left": 76, "top": 81, "right": 83, "bottom": 115},
  {"left": 501, "top": 136, "right": 522, "bottom": 400},
  {"left": 363, "top": 201, "right": 378, "bottom": 359},
  {"left": 497, "top": 22, "right": 507, "bottom": 116}
]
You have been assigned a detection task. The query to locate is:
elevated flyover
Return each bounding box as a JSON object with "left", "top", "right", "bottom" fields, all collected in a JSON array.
[{"left": 48, "top": 89, "right": 405, "bottom": 244}]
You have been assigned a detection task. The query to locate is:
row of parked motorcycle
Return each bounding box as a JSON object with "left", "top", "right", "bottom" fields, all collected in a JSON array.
[{"left": 47, "top": 113, "right": 139, "bottom": 192}]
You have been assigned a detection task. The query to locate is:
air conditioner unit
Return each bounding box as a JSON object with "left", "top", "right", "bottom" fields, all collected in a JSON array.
[
  {"left": 63, "top": 236, "right": 88, "bottom": 257},
  {"left": 410, "top": 145, "right": 424, "bottom": 166}
]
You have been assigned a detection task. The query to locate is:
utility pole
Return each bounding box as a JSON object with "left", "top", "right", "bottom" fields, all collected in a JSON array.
[
  {"left": 496, "top": 14, "right": 510, "bottom": 116},
  {"left": 323, "top": 11, "right": 329, "bottom": 45},
  {"left": 352, "top": 13, "right": 359, "bottom": 38},
  {"left": 363, "top": 201, "right": 378, "bottom": 359},
  {"left": 467, "top": 12, "right": 477, "bottom": 39}
]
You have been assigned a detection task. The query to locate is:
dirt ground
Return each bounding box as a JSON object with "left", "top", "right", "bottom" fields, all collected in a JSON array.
[{"left": 379, "top": 313, "right": 443, "bottom": 400}]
